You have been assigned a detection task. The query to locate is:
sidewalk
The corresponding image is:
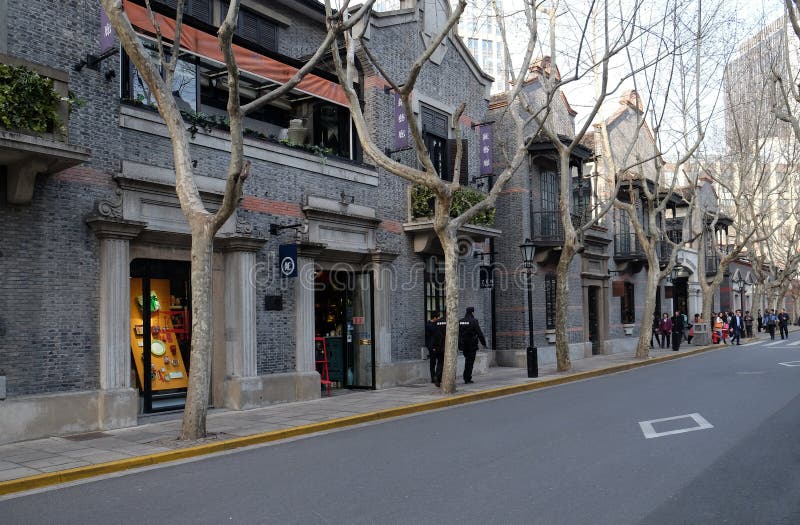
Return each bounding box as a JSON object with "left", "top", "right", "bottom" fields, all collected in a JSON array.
[{"left": 0, "top": 337, "right": 762, "bottom": 495}]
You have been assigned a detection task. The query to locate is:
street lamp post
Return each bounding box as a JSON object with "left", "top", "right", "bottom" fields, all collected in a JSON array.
[
  {"left": 731, "top": 275, "right": 746, "bottom": 312},
  {"left": 520, "top": 239, "right": 538, "bottom": 378}
]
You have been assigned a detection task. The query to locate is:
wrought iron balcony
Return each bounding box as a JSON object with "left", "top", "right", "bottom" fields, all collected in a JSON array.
[
  {"left": 657, "top": 239, "right": 673, "bottom": 266},
  {"left": 706, "top": 253, "right": 720, "bottom": 276},
  {"left": 530, "top": 210, "right": 566, "bottom": 245},
  {"left": 614, "top": 233, "right": 646, "bottom": 260}
]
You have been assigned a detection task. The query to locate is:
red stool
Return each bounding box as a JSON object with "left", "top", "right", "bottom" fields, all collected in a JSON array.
[{"left": 314, "top": 337, "right": 333, "bottom": 396}]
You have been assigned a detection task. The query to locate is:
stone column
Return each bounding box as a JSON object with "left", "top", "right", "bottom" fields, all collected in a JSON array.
[
  {"left": 87, "top": 217, "right": 145, "bottom": 390},
  {"left": 294, "top": 244, "right": 325, "bottom": 400},
  {"left": 218, "top": 236, "right": 266, "bottom": 410},
  {"left": 371, "top": 251, "right": 398, "bottom": 366},
  {"left": 88, "top": 216, "right": 145, "bottom": 430}
]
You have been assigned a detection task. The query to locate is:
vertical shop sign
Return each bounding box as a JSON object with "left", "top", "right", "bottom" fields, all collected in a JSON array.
[
  {"left": 100, "top": 8, "right": 115, "bottom": 54},
  {"left": 479, "top": 125, "right": 493, "bottom": 175},
  {"left": 278, "top": 244, "right": 298, "bottom": 278},
  {"left": 394, "top": 93, "right": 409, "bottom": 150}
]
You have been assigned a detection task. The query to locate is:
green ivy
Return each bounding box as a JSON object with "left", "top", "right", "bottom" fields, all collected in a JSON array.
[
  {"left": 411, "top": 184, "right": 495, "bottom": 226},
  {"left": 0, "top": 64, "right": 63, "bottom": 133}
]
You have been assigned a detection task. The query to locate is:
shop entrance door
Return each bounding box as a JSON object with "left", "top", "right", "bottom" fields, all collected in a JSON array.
[
  {"left": 674, "top": 277, "right": 688, "bottom": 316},
  {"left": 130, "top": 259, "right": 191, "bottom": 413},
  {"left": 314, "top": 271, "right": 375, "bottom": 390},
  {"left": 345, "top": 273, "right": 375, "bottom": 389},
  {"left": 587, "top": 286, "right": 601, "bottom": 355}
]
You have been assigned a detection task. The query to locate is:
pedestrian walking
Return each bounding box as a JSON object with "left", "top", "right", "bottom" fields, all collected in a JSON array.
[
  {"left": 430, "top": 312, "right": 447, "bottom": 387},
  {"left": 713, "top": 312, "right": 724, "bottom": 344},
  {"left": 426, "top": 311, "right": 441, "bottom": 384},
  {"left": 687, "top": 313, "right": 700, "bottom": 344},
  {"left": 671, "top": 311, "right": 684, "bottom": 351},
  {"left": 766, "top": 309, "right": 777, "bottom": 340},
  {"left": 779, "top": 309, "right": 790, "bottom": 340},
  {"left": 458, "top": 307, "right": 487, "bottom": 384},
  {"left": 757, "top": 310, "right": 763, "bottom": 333},
  {"left": 650, "top": 312, "right": 659, "bottom": 349},
  {"left": 659, "top": 313, "right": 672, "bottom": 349},
  {"left": 730, "top": 309, "right": 744, "bottom": 345},
  {"left": 744, "top": 311, "right": 753, "bottom": 338}
]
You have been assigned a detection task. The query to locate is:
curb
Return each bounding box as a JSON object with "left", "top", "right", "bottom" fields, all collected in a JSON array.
[{"left": 0, "top": 342, "right": 726, "bottom": 496}]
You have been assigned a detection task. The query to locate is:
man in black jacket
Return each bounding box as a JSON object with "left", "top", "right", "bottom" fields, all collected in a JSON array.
[
  {"left": 425, "top": 311, "right": 441, "bottom": 384},
  {"left": 430, "top": 312, "right": 447, "bottom": 387},
  {"left": 779, "top": 309, "right": 790, "bottom": 340},
  {"left": 459, "top": 307, "right": 487, "bottom": 384},
  {"left": 671, "top": 310, "right": 684, "bottom": 352}
]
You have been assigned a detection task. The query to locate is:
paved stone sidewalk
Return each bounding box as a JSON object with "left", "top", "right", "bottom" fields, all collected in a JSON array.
[{"left": 0, "top": 339, "right": 761, "bottom": 487}]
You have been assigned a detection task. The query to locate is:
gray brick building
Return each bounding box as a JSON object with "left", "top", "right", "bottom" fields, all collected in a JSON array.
[{"left": 0, "top": 0, "right": 501, "bottom": 443}]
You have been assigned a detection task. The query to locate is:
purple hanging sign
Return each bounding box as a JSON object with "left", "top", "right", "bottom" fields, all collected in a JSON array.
[
  {"left": 479, "top": 125, "right": 494, "bottom": 175},
  {"left": 393, "top": 93, "right": 410, "bottom": 150},
  {"left": 100, "top": 8, "right": 115, "bottom": 54}
]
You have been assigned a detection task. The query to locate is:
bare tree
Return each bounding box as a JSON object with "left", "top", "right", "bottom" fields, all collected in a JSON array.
[
  {"left": 328, "top": 0, "right": 545, "bottom": 393},
  {"left": 101, "top": 0, "right": 374, "bottom": 439},
  {"left": 521, "top": 0, "right": 689, "bottom": 370}
]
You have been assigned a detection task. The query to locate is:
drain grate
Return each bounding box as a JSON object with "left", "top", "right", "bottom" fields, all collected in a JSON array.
[{"left": 62, "top": 431, "right": 112, "bottom": 441}]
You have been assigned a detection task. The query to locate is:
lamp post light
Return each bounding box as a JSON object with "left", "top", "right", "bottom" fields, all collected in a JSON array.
[{"left": 519, "top": 239, "right": 538, "bottom": 378}]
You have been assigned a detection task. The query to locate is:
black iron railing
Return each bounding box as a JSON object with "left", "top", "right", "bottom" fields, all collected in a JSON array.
[
  {"left": 706, "top": 253, "right": 720, "bottom": 275},
  {"left": 614, "top": 233, "right": 645, "bottom": 259},
  {"left": 530, "top": 210, "right": 566, "bottom": 243}
]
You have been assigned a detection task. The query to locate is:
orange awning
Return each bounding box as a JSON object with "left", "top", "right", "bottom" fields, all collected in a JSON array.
[{"left": 122, "top": 0, "right": 348, "bottom": 106}]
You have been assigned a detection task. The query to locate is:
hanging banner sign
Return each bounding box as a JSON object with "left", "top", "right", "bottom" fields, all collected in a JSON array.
[
  {"left": 278, "top": 244, "right": 298, "bottom": 278},
  {"left": 393, "top": 93, "right": 410, "bottom": 150},
  {"left": 479, "top": 125, "right": 494, "bottom": 175},
  {"left": 100, "top": 8, "right": 115, "bottom": 54}
]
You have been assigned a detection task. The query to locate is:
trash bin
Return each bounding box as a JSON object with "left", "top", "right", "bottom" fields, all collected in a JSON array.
[
  {"left": 692, "top": 322, "right": 709, "bottom": 346},
  {"left": 526, "top": 346, "right": 538, "bottom": 378}
]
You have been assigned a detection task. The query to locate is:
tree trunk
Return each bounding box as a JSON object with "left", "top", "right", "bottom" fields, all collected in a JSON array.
[
  {"left": 554, "top": 241, "right": 575, "bottom": 371},
  {"left": 636, "top": 253, "right": 660, "bottom": 359},
  {"left": 439, "top": 228, "right": 460, "bottom": 394},
  {"left": 180, "top": 221, "right": 215, "bottom": 440},
  {"left": 554, "top": 154, "right": 576, "bottom": 372}
]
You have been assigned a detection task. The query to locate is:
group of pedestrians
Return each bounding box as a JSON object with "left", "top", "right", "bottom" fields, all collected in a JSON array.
[
  {"left": 652, "top": 311, "right": 688, "bottom": 352},
  {"left": 756, "top": 308, "right": 791, "bottom": 340},
  {"left": 710, "top": 310, "right": 749, "bottom": 345},
  {"left": 425, "top": 307, "right": 487, "bottom": 387}
]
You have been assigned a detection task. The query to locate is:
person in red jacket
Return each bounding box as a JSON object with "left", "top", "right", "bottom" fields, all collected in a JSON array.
[{"left": 659, "top": 313, "right": 672, "bottom": 349}]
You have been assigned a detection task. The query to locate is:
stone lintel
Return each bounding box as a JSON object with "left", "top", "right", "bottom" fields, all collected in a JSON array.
[
  {"left": 87, "top": 217, "right": 147, "bottom": 240},
  {"left": 297, "top": 242, "right": 326, "bottom": 259},
  {"left": 217, "top": 235, "right": 267, "bottom": 253}
]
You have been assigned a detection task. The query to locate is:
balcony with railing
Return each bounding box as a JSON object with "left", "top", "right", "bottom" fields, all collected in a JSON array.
[
  {"left": 706, "top": 253, "right": 721, "bottom": 276},
  {"left": 0, "top": 54, "right": 90, "bottom": 204},
  {"left": 614, "top": 232, "right": 646, "bottom": 260},
  {"left": 530, "top": 210, "right": 568, "bottom": 245}
]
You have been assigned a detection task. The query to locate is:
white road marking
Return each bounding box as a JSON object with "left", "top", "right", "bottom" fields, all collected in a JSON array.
[
  {"left": 740, "top": 342, "right": 760, "bottom": 347},
  {"left": 736, "top": 371, "right": 766, "bottom": 375},
  {"left": 764, "top": 341, "right": 785, "bottom": 347},
  {"left": 788, "top": 340, "right": 800, "bottom": 346},
  {"left": 639, "top": 413, "right": 714, "bottom": 439},
  {"left": 778, "top": 360, "right": 800, "bottom": 367}
]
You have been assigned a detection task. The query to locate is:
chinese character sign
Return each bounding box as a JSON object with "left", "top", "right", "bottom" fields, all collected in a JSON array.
[
  {"left": 100, "top": 8, "right": 115, "bottom": 54},
  {"left": 393, "top": 93, "right": 410, "bottom": 150},
  {"left": 479, "top": 125, "right": 494, "bottom": 175}
]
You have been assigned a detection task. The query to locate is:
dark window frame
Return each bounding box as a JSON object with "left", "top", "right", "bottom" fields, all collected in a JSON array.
[
  {"left": 421, "top": 104, "right": 450, "bottom": 180},
  {"left": 621, "top": 281, "right": 635, "bottom": 324},
  {"left": 424, "top": 256, "right": 447, "bottom": 323}
]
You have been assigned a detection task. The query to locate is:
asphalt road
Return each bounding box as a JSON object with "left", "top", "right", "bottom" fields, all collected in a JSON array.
[{"left": 3, "top": 337, "right": 800, "bottom": 524}]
